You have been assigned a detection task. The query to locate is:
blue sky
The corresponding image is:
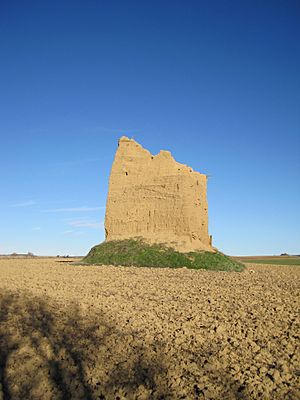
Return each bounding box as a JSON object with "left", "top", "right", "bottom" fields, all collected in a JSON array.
[{"left": 0, "top": 0, "right": 299, "bottom": 256}]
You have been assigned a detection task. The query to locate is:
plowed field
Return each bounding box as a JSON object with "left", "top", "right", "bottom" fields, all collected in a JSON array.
[{"left": 0, "top": 258, "right": 299, "bottom": 399}]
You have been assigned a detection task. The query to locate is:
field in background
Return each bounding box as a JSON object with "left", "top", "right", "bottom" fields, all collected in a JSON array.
[{"left": 235, "top": 255, "right": 300, "bottom": 265}]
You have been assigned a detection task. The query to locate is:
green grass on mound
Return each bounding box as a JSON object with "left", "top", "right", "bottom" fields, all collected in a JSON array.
[{"left": 83, "top": 239, "right": 245, "bottom": 272}]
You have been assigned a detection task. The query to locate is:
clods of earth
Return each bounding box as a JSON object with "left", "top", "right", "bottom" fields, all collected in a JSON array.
[{"left": 0, "top": 258, "right": 299, "bottom": 399}]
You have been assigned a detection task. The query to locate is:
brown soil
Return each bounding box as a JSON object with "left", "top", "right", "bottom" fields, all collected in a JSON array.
[{"left": 0, "top": 258, "right": 299, "bottom": 400}]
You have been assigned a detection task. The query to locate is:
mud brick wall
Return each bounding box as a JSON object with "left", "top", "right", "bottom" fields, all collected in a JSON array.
[{"left": 105, "top": 136, "right": 212, "bottom": 252}]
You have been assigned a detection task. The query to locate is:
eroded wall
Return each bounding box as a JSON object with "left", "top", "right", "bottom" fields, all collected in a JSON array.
[{"left": 105, "top": 136, "right": 212, "bottom": 252}]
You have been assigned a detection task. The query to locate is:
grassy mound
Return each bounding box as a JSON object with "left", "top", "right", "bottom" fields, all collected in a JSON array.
[{"left": 83, "top": 239, "right": 244, "bottom": 272}]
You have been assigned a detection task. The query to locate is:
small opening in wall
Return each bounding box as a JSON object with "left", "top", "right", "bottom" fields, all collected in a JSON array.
[{"left": 125, "top": 172, "right": 128, "bottom": 176}]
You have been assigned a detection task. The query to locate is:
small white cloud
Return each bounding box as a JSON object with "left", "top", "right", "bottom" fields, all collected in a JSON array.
[
  {"left": 42, "top": 206, "right": 104, "bottom": 213},
  {"left": 68, "top": 220, "right": 103, "bottom": 229},
  {"left": 61, "top": 230, "right": 85, "bottom": 236},
  {"left": 73, "top": 231, "right": 85, "bottom": 236},
  {"left": 10, "top": 200, "right": 37, "bottom": 208}
]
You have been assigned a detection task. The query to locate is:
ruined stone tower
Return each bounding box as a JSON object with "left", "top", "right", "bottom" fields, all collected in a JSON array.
[{"left": 105, "top": 136, "right": 213, "bottom": 252}]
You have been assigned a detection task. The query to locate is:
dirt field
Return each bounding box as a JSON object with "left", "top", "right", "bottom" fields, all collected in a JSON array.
[{"left": 0, "top": 258, "right": 299, "bottom": 399}]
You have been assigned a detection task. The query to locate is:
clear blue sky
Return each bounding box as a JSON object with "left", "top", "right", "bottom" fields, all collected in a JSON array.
[{"left": 0, "top": 1, "right": 299, "bottom": 256}]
